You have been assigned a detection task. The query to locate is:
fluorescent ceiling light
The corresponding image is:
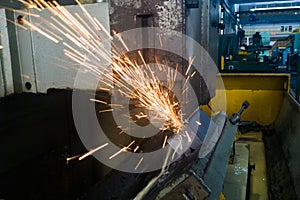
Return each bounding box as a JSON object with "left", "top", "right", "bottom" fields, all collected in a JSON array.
[{"left": 250, "top": 6, "right": 300, "bottom": 11}]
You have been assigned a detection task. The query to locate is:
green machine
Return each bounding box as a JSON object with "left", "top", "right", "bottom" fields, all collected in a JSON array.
[{"left": 219, "top": 33, "right": 276, "bottom": 72}]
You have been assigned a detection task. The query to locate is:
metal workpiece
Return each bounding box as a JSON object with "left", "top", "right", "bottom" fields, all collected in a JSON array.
[
  {"left": 198, "top": 110, "right": 227, "bottom": 159},
  {"left": 155, "top": 171, "right": 211, "bottom": 200},
  {"left": 167, "top": 109, "right": 227, "bottom": 158},
  {"left": 130, "top": 111, "right": 236, "bottom": 200},
  {"left": 193, "top": 120, "right": 238, "bottom": 200},
  {"left": 167, "top": 109, "right": 203, "bottom": 156}
]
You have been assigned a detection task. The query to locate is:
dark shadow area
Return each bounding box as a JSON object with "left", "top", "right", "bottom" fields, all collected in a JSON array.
[
  {"left": 264, "top": 129, "right": 297, "bottom": 200},
  {"left": 0, "top": 89, "right": 166, "bottom": 200},
  {"left": 0, "top": 89, "right": 128, "bottom": 199},
  {"left": 0, "top": 89, "right": 105, "bottom": 199}
]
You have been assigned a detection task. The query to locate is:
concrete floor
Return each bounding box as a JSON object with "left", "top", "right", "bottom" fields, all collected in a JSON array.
[
  {"left": 224, "top": 131, "right": 268, "bottom": 200},
  {"left": 239, "top": 131, "right": 268, "bottom": 200},
  {"left": 223, "top": 143, "right": 249, "bottom": 200}
]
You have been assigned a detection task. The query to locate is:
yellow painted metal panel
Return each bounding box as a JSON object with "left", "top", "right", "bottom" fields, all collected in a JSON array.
[
  {"left": 218, "top": 73, "right": 290, "bottom": 91},
  {"left": 224, "top": 90, "right": 283, "bottom": 125},
  {"left": 202, "top": 73, "right": 290, "bottom": 125}
]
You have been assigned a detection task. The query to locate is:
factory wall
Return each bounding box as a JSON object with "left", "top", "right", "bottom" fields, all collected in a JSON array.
[
  {"left": 1, "top": 1, "right": 221, "bottom": 104},
  {"left": 109, "top": 0, "right": 186, "bottom": 75},
  {"left": 109, "top": 0, "right": 184, "bottom": 33},
  {"left": 0, "top": 9, "right": 14, "bottom": 98},
  {"left": 275, "top": 94, "right": 300, "bottom": 198},
  {"left": 0, "top": 1, "right": 23, "bottom": 9},
  {"left": 109, "top": 0, "right": 218, "bottom": 105},
  {"left": 5, "top": 3, "right": 110, "bottom": 94}
]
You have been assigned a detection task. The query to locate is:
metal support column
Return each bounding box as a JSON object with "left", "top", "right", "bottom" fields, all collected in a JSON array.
[
  {"left": 0, "top": 9, "right": 14, "bottom": 97},
  {"left": 296, "top": 53, "right": 300, "bottom": 102}
]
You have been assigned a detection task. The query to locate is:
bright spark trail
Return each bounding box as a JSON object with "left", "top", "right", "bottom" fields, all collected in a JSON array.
[
  {"left": 109, "top": 140, "right": 135, "bottom": 160},
  {"left": 79, "top": 143, "right": 109, "bottom": 160},
  {"left": 13, "top": 0, "right": 202, "bottom": 164}
]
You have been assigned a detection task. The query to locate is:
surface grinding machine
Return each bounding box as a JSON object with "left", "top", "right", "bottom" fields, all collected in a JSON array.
[{"left": 0, "top": 1, "right": 247, "bottom": 199}]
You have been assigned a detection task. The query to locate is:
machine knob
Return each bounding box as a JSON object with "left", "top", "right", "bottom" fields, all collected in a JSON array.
[{"left": 230, "top": 100, "right": 250, "bottom": 125}]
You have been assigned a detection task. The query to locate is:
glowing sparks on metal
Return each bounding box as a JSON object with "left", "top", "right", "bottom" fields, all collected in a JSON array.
[{"left": 14, "top": 0, "right": 201, "bottom": 165}]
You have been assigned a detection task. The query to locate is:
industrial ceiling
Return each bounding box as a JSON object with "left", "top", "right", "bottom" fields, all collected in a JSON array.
[
  {"left": 232, "top": 0, "right": 300, "bottom": 25},
  {"left": 230, "top": 0, "right": 300, "bottom": 3}
]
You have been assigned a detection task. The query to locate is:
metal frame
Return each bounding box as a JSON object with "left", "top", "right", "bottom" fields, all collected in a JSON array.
[
  {"left": 5, "top": 3, "right": 109, "bottom": 94},
  {"left": 0, "top": 8, "right": 14, "bottom": 97}
]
